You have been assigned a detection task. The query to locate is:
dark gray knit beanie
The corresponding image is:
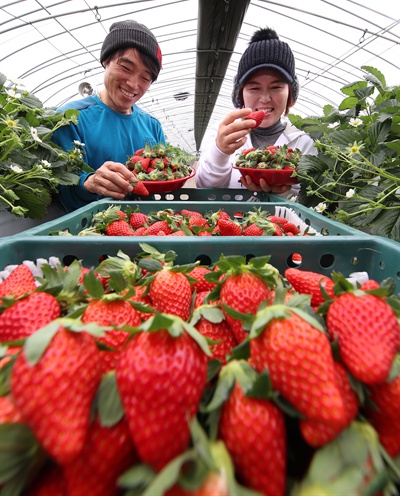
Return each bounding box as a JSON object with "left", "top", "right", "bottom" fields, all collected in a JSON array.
[
  {"left": 100, "top": 20, "right": 162, "bottom": 76},
  {"left": 232, "top": 28, "right": 298, "bottom": 108}
]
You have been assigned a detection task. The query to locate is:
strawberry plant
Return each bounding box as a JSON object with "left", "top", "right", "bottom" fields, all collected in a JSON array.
[
  {"left": 289, "top": 66, "right": 400, "bottom": 241},
  {"left": 0, "top": 73, "right": 88, "bottom": 219}
]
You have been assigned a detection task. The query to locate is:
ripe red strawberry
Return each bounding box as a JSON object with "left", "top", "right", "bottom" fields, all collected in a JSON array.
[
  {"left": 244, "top": 110, "right": 265, "bottom": 128},
  {"left": 116, "top": 326, "right": 208, "bottom": 471},
  {"left": 11, "top": 326, "right": 103, "bottom": 464},
  {"left": 285, "top": 268, "right": 335, "bottom": 307},
  {"left": 268, "top": 215, "right": 288, "bottom": 226},
  {"left": 149, "top": 269, "right": 192, "bottom": 320},
  {"left": 195, "top": 315, "right": 238, "bottom": 365},
  {"left": 220, "top": 271, "right": 273, "bottom": 343},
  {"left": 131, "top": 180, "right": 149, "bottom": 196},
  {"left": 326, "top": 292, "right": 399, "bottom": 384},
  {"left": 0, "top": 292, "right": 60, "bottom": 341},
  {"left": 0, "top": 264, "right": 36, "bottom": 300},
  {"left": 188, "top": 215, "right": 208, "bottom": 229},
  {"left": 243, "top": 223, "right": 265, "bottom": 236},
  {"left": 359, "top": 279, "right": 380, "bottom": 290},
  {"left": 217, "top": 218, "right": 242, "bottom": 236},
  {"left": 145, "top": 220, "right": 172, "bottom": 235},
  {"left": 63, "top": 417, "right": 136, "bottom": 496},
  {"left": 194, "top": 290, "right": 212, "bottom": 309},
  {"left": 250, "top": 310, "right": 346, "bottom": 427},
  {"left": 364, "top": 375, "right": 400, "bottom": 457},
  {"left": 272, "top": 222, "right": 283, "bottom": 236},
  {"left": 105, "top": 219, "right": 134, "bottom": 236},
  {"left": 219, "top": 381, "right": 286, "bottom": 495},
  {"left": 188, "top": 266, "right": 216, "bottom": 293},
  {"left": 180, "top": 209, "right": 204, "bottom": 218},
  {"left": 299, "top": 361, "right": 359, "bottom": 447},
  {"left": 129, "top": 212, "right": 149, "bottom": 229},
  {"left": 82, "top": 298, "right": 141, "bottom": 372},
  {"left": 241, "top": 147, "right": 255, "bottom": 156},
  {"left": 82, "top": 298, "right": 141, "bottom": 328},
  {"left": 281, "top": 222, "right": 300, "bottom": 235}
]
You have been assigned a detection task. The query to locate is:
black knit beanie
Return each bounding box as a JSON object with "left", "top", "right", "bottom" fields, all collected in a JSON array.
[
  {"left": 232, "top": 28, "right": 299, "bottom": 108},
  {"left": 100, "top": 20, "right": 162, "bottom": 77}
]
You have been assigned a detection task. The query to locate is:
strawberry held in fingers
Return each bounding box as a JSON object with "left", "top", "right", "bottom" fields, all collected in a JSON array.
[
  {"left": 326, "top": 291, "right": 399, "bottom": 384},
  {"left": 131, "top": 179, "right": 149, "bottom": 196},
  {"left": 244, "top": 109, "right": 266, "bottom": 128}
]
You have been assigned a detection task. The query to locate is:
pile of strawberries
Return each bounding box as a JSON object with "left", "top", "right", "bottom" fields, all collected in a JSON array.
[
  {"left": 126, "top": 143, "right": 193, "bottom": 182},
  {"left": 54, "top": 205, "right": 307, "bottom": 237},
  {"left": 235, "top": 144, "right": 302, "bottom": 171},
  {"left": 0, "top": 247, "right": 399, "bottom": 496}
]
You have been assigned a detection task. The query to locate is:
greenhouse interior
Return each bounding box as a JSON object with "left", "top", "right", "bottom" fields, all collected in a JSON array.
[{"left": 0, "top": 1, "right": 400, "bottom": 495}]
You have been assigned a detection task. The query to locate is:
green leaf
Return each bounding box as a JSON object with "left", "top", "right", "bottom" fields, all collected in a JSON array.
[
  {"left": 0, "top": 424, "right": 41, "bottom": 485},
  {"left": 361, "top": 66, "right": 387, "bottom": 88},
  {"left": 340, "top": 80, "right": 367, "bottom": 97},
  {"left": 24, "top": 320, "right": 60, "bottom": 365},
  {"left": 202, "top": 368, "right": 235, "bottom": 412},
  {"left": 338, "top": 96, "right": 359, "bottom": 111},
  {"left": 118, "top": 463, "right": 156, "bottom": 488},
  {"left": 182, "top": 321, "right": 212, "bottom": 357},
  {"left": 368, "top": 119, "right": 391, "bottom": 148},
  {"left": 83, "top": 269, "right": 105, "bottom": 298},
  {"left": 142, "top": 451, "right": 197, "bottom": 496},
  {"left": 97, "top": 372, "right": 125, "bottom": 427}
]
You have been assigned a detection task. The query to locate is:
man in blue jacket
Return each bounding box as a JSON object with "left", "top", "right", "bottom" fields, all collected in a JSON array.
[{"left": 53, "top": 20, "right": 165, "bottom": 212}]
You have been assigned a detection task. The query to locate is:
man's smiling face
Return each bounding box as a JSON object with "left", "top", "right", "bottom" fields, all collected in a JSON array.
[{"left": 103, "top": 48, "right": 152, "bottom": 114}]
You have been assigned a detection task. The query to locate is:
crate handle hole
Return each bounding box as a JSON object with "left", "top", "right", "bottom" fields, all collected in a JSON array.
[
  {"left": 320, "top": 253, "right": 335, "bottom": 269},
  {"left": 287, "top": 253, "right": 303, "bottom": 267},
  {"left": 195, "top": 254, "right": 212, "bottom": 266}
]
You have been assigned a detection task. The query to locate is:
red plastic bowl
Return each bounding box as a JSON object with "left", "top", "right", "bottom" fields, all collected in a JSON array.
[
  {"left": 233, "top": 166, "right": 298, "bottom": 186},
  {"left": 140, "top": 167, "right": 196, "bottom": 194}
]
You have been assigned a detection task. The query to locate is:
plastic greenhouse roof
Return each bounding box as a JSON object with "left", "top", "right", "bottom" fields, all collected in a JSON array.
[{"left": 1, "top": 0, "right": 399, "bottom": 154}]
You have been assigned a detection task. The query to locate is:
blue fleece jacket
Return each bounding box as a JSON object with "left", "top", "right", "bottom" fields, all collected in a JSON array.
[{"left": 52, "top": 95, "right": 165, "bottom": 212}]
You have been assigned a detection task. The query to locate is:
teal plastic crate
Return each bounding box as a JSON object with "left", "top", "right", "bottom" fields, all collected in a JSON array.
[
  {"left": 1, "top": 236, "right": 399, "bottom": 293},
  {"left": 127, "top": 187, "right": 282, "bottom": 202},
  {"left": 11, "top": 198, "right": 368, "bottom": 237}
]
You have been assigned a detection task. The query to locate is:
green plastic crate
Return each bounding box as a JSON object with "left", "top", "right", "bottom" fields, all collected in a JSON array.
[
  {"left": 11, "top": 198, "right": 368, "bottom": 237},
  {"left": 1, "top": 235, "right": 399, "bottom": 293},
  {"left": 127, "top": 187, "right": 282, "bottom": 202}
]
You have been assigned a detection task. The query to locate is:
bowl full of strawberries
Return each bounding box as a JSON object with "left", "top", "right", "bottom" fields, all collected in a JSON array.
[
  {"left": 233, "top": 144, "right": 301, "bottom": 186},
  {"left": 126, "top": 143, "right": 195, "bottom": 194}
]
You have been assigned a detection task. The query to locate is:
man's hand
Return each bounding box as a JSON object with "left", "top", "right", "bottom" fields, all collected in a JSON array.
[{"left": 84, "top": 161, "right": 135, "bottom": 198}]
